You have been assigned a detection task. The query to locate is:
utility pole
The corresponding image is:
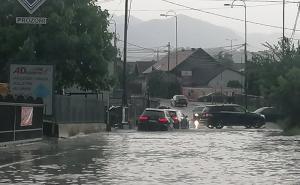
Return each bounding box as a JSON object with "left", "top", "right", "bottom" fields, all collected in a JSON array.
[
  {"left": 283, "top": 0, "right": 285, "bottom": 40},
  {"left": 122, "top": 0, "right": 129, "bottom": 126},
  {"left": 282, "top": 0, "right": 285, "bottom": 56},
  {"left": 167, "top": 42, "right": 170, "bottom": 71},
  {"left": 157, "top": 49, "right": 159, "bottom": 62},
  {"left": 244, "top": 3, "right": 248, "bottom": 109},
  {"left": 175, "top": 15, "right": 178, "bottom": 66}
]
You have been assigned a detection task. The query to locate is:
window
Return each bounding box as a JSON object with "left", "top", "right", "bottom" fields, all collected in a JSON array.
[{"left": 232, "top": 106, "right": 246, "bottom": 113}]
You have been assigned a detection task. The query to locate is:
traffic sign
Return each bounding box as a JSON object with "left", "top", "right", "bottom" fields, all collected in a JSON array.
[{"left": 17, "top": 0, "right": 47, "bottom": 14}]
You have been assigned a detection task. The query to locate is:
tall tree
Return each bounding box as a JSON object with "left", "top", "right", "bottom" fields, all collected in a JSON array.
[
  {"left": 0, "top": 0, "right": 116, "bottom": 91},
  {"left": 248, "top": 39, "right": 300, "bottom": 131}
]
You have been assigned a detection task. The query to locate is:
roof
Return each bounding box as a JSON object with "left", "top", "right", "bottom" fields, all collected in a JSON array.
[
  {"left": 135, "top": 61, "right": 156, "bottom": 74},
  {"left": 143, "top": 50, "right": 195, "bottom": 74},
  {"left": 143, "top": 48, "right": 244, "bottom": 86}
]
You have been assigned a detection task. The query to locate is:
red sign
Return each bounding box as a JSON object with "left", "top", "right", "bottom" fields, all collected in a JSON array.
[{"left": 21, "top": 107, "right": 33, "bottom": 126}]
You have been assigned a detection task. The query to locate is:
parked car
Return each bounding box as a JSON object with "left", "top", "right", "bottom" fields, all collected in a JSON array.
[
  {"left": 167, "top": 109, "right": 189, "bottom": 129},
  {"left": 201, "top": 104, "right": 265, "bottom": 129},
  {"left": 137, "top": 108, "right": 174, "bottom": 131},
  {"left": 158, "top": 105, "right": 171, "bottom": 109},
  {"left": 198, "top": 92, "right": 228, "bottom": 103},
  {"left": 192, "top": 105, "right": 205, "bottom": 120},
  {"left": 171, "top": 95, "right": 188, "bottom": 107},
  {"left": 254, "top": 107, "right": 283, "bottom": 122}
]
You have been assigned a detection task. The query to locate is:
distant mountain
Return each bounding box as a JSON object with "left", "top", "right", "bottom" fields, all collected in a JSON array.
[
  {"left": 113, "top": 15, "right": 242, "bottom": 48},
  {"left": 109, "top": 15, "right": 281, "bottom": 61}
]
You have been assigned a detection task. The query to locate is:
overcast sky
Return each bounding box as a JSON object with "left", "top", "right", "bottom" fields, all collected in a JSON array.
[{"left": 97, "top": 0, "right": 300, "bottom": 37}]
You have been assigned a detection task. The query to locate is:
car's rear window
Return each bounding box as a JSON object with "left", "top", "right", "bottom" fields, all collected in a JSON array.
[
  {"left": 193, "top": 106, "right": 204, "bottom": 112},
  {"left": 168, "top": 111, "right": 177, "bottom": 117},
  {"left": 142, "top": 110, "right": 165, "bottom": 119},
  {"left": 175, "top": 95, "right": 186, "bottom": 100},
  {"left": 204, "top": 106, "right": 232, "bottom": 112}
]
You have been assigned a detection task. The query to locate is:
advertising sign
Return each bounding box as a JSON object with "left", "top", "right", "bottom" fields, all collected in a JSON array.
[
  {"left": 17, "top": 0, "right": 47, "bottom": 14},
  {"left": 10, "top": 64, "right": 53, "bottom": 115},
  {"left": 21, "top": 107, "right": 33, "bottom": 126},
  {"left": 16, "top": 17, "right": 47, "bottom": 25}
]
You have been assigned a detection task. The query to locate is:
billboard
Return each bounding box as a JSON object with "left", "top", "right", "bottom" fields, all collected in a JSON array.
[{"left": 10, "top": 64, "right": 53, "bottom": 115}]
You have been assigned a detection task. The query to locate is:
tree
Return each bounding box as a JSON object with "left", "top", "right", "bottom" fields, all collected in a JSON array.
[
  {"left": 0, "top": 0, "right": 116, "bottom": 91},
  {"left": 271, "top": 67, "right": 300, "bottom": 130},
  {"left": 147, "top": 71, "right": 181, "bottom": 99},
  {"left": 248, "top": 38, "right": 300, "bottom": 131}
]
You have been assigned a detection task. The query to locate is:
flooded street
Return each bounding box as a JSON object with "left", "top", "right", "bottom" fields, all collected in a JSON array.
[{"left": 0, "top": 128, "right": 299, "bottom": 185}]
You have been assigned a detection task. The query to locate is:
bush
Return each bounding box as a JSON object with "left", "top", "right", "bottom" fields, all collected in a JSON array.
[{"left": 271, "top": 67, "right": 300, "bottom": 131}]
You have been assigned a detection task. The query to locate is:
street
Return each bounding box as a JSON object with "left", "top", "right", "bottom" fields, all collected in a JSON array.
[{"left": 0, "top": 100, "right": 299, "bottom": 185}]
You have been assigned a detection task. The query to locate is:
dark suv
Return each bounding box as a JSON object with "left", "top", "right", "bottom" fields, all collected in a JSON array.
[
  {"left": 201, "top": 104, "right": 265, "bottom": 129},
  {"left": 171, "top": 95, "right": 188, "bottom": 107},
  {"left": 137, "top": 108, "right": 174, "bottom": 131}
]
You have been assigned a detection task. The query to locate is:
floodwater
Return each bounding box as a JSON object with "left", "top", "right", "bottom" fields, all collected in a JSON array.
[{"left": 0, "top": 128, "right": 299, "bottom": 185}]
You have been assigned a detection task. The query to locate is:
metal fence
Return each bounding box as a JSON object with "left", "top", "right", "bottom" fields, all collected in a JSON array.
[
  {"left": 0, "top": 102, "right": 43, "bottom": 143},
  {"left": 54, "top": 95, "right": 105, "bottom": 124}
]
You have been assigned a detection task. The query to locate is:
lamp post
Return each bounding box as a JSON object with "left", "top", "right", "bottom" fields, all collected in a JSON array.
[
  {"left": 160, "top": 11, "right": 178, "bottom": 66},
  {"left": 110, "top": 20, "right": 117, "bottom": 75},
  {"left": 110, "top": 20, "right": 117, "bottom": 49},
  {"left": 224, "top": 0, "right": 248, "bottom": 109}
]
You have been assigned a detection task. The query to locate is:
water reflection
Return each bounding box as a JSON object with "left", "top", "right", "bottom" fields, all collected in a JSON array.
[{"left": 0, "top": 130, "right": 299, "bottom": 184}]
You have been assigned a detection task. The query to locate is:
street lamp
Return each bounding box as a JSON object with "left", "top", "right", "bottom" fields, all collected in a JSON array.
[
  {"left": 224, "top": 0, "right": 248, "bottom": 109},
  {"left": 109, "top": 19, "right": 117, "bottom": 49},
  {"left": 109, "top": 20, "right": 117, "bottom": 76},
  {"left": 160, "top": 10, "right": 178, "bottom": 66}
]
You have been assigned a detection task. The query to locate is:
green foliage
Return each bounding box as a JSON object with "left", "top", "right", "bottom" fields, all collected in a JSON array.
[
  {"left": 249, "top": 39, "right": 300, "bottom": 97},
  {"left": 248, "top": 38, "right": 300, "bottom": 131},
  {"left": 271, "top": 67, "right": 300, "bottom": 130},
  {"left": 0, "top": 0, "right": 116, "bottom": 91},
  {"left": 227, "top": 80, "right": 242, "bottom": 88},
  {"left": 147, "top": 71, "right": 181, "bottom": 99}
]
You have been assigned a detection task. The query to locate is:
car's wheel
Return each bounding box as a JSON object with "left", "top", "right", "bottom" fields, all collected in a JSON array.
[
  {"left": 253, "top": 120, "right": 264, "bottom": 129},
  {"left": 244, "top": 123, "right": 252, "bottom": 129},
  {"left": 207, "top": 124, "right": 214, "bottom": 129},
  {"left": 137, "top": 125, "right": 144, "bottom": 131},
  {"left": 215, "top": 121, "right": 224, "bottom": 129}
]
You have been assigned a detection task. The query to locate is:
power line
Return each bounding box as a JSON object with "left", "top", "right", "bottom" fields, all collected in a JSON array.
[
  {"left": 181, "top": 0, "right": 298, "bottom": 3},
  {"left": 118, "top": 39, "right": 163, "bottom": 51},
  {"left": 160, "top": 0, "right": 300, "bottom": 31},
  {"left": 107, "top": 2, "right": 291, "bottom": 12}
]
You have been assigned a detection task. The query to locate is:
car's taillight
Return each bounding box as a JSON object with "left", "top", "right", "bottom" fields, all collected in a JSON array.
[
  {"left": 202, "top": 113, "right": 212, "bottom": 118},
  {"left": 139, "top": 115, "right": 149, "bottom": 122},
  {"left": 158, "top": 117, "right": 168, "bottom": 123},
  {"left": 172, "top": 116, "right": 179, "bottom": 123}
]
